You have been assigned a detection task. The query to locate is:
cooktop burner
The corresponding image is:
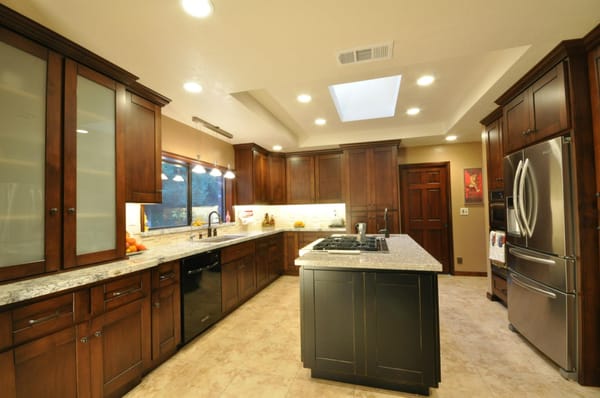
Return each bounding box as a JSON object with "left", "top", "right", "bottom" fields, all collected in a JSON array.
[{"left": 312, "top": 236, "right": 388, "bottom": 252}]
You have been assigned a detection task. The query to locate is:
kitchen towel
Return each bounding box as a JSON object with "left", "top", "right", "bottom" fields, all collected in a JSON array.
[{"left": 489, "top": 230, "right": 506, "bottom": 264}]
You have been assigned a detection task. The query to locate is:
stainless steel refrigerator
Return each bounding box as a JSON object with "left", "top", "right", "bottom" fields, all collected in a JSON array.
[{"left": 504, "top": 134, "right": 577, "bottom": 377}]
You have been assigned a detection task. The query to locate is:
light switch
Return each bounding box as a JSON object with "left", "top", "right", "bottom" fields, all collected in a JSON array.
[{"left": 460, "top": 207, "right": 469, "bottom": 216}]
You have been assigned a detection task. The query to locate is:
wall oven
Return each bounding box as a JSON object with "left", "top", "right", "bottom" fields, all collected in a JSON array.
[{"left": 489, "top": 190, "right": 506, "bottom": 231}]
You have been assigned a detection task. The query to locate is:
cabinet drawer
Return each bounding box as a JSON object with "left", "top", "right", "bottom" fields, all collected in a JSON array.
[
  {"left": 92, "top": 271, "right": 150, "bottom": 314},
  {"left": 221, "top": 241, "right": 255, "bottom": 263},
  {"left": 492, "top": 273, "right": 508, "bottom": 302},
  {"left": 12, "top": 293, "right": 75, "bottom": 346},
  {"left": 152, "top": 261, "right": 180, "bottom": 290}
]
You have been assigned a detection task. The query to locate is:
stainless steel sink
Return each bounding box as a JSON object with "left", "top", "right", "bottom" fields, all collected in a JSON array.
[{"left": 193, "top": 234, "right": 246, "bottom": 243}]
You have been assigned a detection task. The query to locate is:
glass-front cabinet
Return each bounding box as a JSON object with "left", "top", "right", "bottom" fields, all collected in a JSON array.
[{"left": 0, "top": 28, "right": 124, "bottom": 281}]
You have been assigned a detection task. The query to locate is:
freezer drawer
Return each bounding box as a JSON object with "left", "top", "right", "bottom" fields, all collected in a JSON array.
[
  {"left": 507, "top": 244, "right": 575, "bottom": 293},
  {"left": 508, "top": 271, "right": 576, "bottom": 372}
]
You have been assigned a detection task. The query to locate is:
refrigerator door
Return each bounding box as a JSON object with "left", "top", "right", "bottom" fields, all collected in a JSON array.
[
  {"left": 521, "top": 136, "right": 574, "bottom": 257},
  {"left": 508, "top": 271, "right": 576, "bottom": 372},
  {"left": 504, "top": 151, "right": 526, "bottom": 247},
  {"left": 507, "top": 244, "right": 576, "bottom": 292}
]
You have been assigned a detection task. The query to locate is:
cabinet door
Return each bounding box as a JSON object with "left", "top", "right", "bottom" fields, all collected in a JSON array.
[
  {"left": 237, "top": 254, "right": 256, "bottom": 302},
  {"left": 221, "top": 261, "right": 239, "bottom": 313},
  {"left": 370, "top": 146, "right": 399, "bottom": 211},
  {"left": 286, "top": 155, "right": 315, "bottom": 203},
  {"left": 0, "top": 28, "right": 62, "bottom": 281},
  {"left": 89, "top": 298, "right": 150, "bottom": 398},
  {"left": 486, "top": 118, "right": 504, "bottom": 190},
  {"left": 283, "top": 232, "right": 299, "bottom": 276},
  {"left": 253, "top": 150, "right": 268, "bottom": 203},
  {"left": 13, "top": 327, "right": 78, "bottom": 398},
  {"left": 63, "top": 60, "right": 125, "bottom": 268},
  {"left": 268, "top": 155, "right": 286, "bottom": 204},
  {"left": 530, "top": 63, "right": 569, "bottom": 141},
  {"left": 364, "top": 272, "right": 439, "bottom": 387},
  {"left": 301, "top": 269, "right": 365, "bottom": 375},
  {"left": 344, "top": 149, "right": 369, "bottom": 212},
  {"left": 255, "top": 239, "right": 270, "bottom": 289},
  {"left": 124, "top": 92, "right": 162, "bottom": 203},
  {"left": 315, "top": 153, "right": 343, "bottom": 203},
  {"left": 151, "top": 280, "right": 180, "bottom": 367},
  {"left": 268, "top": 234, "right": 284, "bottom": 281},
  {"left": 503, "top": 91, "right": 530, "bottom": 154}
]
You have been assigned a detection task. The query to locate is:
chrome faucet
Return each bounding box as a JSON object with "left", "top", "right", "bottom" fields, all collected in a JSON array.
[
  {"left": 378, "top": 207, "right": 390, "bottom": 238},
  {"left": 207, "top": 210, "right": 221, "bottom": 237}
]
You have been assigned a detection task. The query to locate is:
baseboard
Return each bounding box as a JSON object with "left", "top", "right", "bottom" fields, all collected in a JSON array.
[{"left": 453, "top": 271, "right": 487, "bottom": 277}]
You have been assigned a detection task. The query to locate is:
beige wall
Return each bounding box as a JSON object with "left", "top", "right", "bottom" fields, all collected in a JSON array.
[
  {"left": 161, "top": 115, "right": 235, "bottom": 168},
  {"left": 398, "top": 142, "right": 487, "bottom": 274}
]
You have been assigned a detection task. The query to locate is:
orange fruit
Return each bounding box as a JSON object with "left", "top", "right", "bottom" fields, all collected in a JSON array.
[{"left": 136, "top": 243, "right": 147, "bottom": 251}]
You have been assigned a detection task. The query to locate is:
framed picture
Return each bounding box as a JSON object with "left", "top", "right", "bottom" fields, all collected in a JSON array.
[{"left": 464, "top": 168, "right": 483, "bottom": 204}]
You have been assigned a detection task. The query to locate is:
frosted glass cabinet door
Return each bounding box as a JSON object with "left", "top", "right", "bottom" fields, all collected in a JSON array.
[
  {"left": 0, "top": 39, "right": 46, "bottom": 268},
  {"left": 75, "top": 75, "right": 116, "bottom": 256}
]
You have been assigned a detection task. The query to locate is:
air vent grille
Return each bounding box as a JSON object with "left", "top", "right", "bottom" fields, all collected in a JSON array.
[{"left": 336, "top": 41, "right": 393, "bottom": 65}]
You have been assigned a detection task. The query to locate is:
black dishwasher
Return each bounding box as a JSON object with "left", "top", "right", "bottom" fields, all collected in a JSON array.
[{"left": 181, "top": 250, "right": 222, "bottom": 344}]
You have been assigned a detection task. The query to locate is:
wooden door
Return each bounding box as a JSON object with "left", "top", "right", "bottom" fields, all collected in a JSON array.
[{"left": 400, "top": 163, "right": 452, "bottom": 274}]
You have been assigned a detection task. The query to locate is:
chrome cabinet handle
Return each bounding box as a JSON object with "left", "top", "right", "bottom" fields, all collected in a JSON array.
[
  {"left": 159, "top": 272, "right": 176, "bottom": 281},
  {"left": 28, "top": 311, "right": 60, "bottom": 325},
  {"left": 67, "top": 208, "right": 75, "bottom": 214},
  {"left": 512, "top": 275, "right": 556, "bottom": 299},
  {"left": 94, "top": 330, "right": 102, "bottom": 337},
  {"left": 111, "top": 287, "right": 139, "bottom": 297},
  {"left": 80, "top": 337, "right": 89, "bottom": 343},
  {"left": 49, "top": 208, "right": 58, "bottom": 215}
]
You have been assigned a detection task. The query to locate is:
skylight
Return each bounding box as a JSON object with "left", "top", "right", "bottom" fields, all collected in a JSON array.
[{"left": 328, "top": 75, "right": 402, "bottom": 122}]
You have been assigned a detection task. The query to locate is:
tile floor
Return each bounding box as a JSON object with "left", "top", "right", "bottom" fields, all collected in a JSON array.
[{"left": 125, "top": 275, "right": 600, "bottom": 398}]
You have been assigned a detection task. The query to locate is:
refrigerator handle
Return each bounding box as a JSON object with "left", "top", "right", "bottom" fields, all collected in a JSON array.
[
  {"left": 513, "top": 160, "right": 526, "bottom": 236},
  {"left": 511, "top": 274, "right": 557, "bottom": 299},
  {"left": 518, "top": 158, "right": 533, "bottom": 238},
  {"left": 508, "top": 247, "right": 556, "bottom": 265}
]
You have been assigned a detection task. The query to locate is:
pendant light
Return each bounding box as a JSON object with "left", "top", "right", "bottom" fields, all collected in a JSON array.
[
  {"left": 224, "top": 164, "right": 235, "bottom": 179},
  {"left": 192, "top": 164, "right": 206, "bottom": 174},
  {"left": 209, "top": 161, "right": 222, "bottom": 177},
  {"left": 173, "top": 168, "right": 185, "bottom": 182}
]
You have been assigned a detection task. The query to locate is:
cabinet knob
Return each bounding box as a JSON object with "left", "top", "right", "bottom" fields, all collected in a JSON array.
[
  {"left": 495, "top": 178, "right": 503, "bottom": 182},
  {"left": 49, "top": 208, "right": 58, "bottom": 215},
  {"left": 94, "top": 330, "right": 102, "bottom": 338},
  {"left": 154, "top": 302, "right": 160, "bottom": 308},
  {"left": 80, "top": 337, "right": 89, "bottom": 344},
  {"left": 67, "top": 208, "right": 76, "bottom": 215}
]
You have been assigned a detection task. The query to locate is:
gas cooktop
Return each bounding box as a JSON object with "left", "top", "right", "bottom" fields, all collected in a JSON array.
[{"left": 312, "top": 236, "right": 388, "bottom": 252}]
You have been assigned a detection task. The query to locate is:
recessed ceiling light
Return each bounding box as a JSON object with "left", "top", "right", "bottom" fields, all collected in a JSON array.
[
  {"left": 445, "top": 135, "right": 458, "bottom": 141},
  {"left": 406, "top": 107, "right": 420, "bottom": 116},
  {"left": 297, "top": 94, "right": 312, "bottom": 103},
  {"left": 315, "top": 118, "right": 327, "bottom": 126},
  {"left": 329, "top": 75, "right": 402, "bottom": 122},
  {"left": 272, "top": 145, "right": 283, "bottom": 151},
  {"left": 417, "top": 75, "right": 435, "bottom": 86},
  {"left": 76, "top": 129, "right": 89, "bottom": 134},
  {"left": 181, "top": 0, "right": 213, "bottom": 18},
  {"left": 183, "top": 81, "right": 203, "bottom": 93}
]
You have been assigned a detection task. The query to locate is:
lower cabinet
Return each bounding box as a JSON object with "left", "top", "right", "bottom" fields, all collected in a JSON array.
[
  {"left": 150, "top": 261, "right": 180, "bottom": 369},
  {"left": 301, "top": 268, "right": 440, "bottom": 395},
  {"left": 284, "top": 231, "right": 331, "bottom": 276},
  {"left": 256, "top": 234, "right": 284, "bottom": 289},
  {"left": 221, "top": 241, "right": 256, "bottom": 313}
]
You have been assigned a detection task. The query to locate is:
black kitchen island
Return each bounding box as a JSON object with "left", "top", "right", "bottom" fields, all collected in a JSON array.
[{"left": 295, "top": 234, "right": 442, "bottom": 396}]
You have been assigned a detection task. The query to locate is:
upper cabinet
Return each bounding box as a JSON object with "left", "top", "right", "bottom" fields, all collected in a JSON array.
[
  {"left": 500, "top": 62, "right": 569, "bottom": 154},
  {"left": 315, "top": 152, "right": 344, "bottom": 203},
  {"left": 0, "top": 6, "right": 169, "bottom": 283},
  {"left": 234, "top": 144, "right": 270, "bottom": 205},
  {"left": 481, "top": 108, "right": 504, "bottom": 191},
  {"left": 286, "top": 151, "right": 343, "bottom": 204},
  {"left": 268, "top": 154, "right": 286, "bottom": 204},
  {"left": 286, "top": 155, "right": 315, "bottom": 204}
]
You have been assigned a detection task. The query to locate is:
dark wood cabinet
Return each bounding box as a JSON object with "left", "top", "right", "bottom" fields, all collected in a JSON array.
[
  {"left": 502, "top": 62, "right": 569, "bottom": 154},
  {"left": 0, "top": 8, "right": 169, "bottom": 283},
  {"left": 124, "top": 87, "right": 168, "bottom": 204},
  {"left": 255, "top": 234, "right": 283, "bottom": 289},
  {"left": 481, "top": 108, "right": 504, "bottom": 191},
  {"left": 284, "top": 231, "right": 331, "bottom": 276},
  {"left": 150, "top": 261, "right": 180, "bottom": 369},
  {"left": 286, "top": 155, "right": 316, "bottom": 203},
  {"left": 269, "top": 155, "right": 287, "bottom": 204},
  {"left": 221, "top": 241, "right": 256, "bottom": 313},
  {"left": 233, "top": 144, "right": 270, "bottom": 204},
  {"left": 315, "top": 153, "right": 344, "bottom": 203},
  {"left": 301, "top": 268, "right": 440, "bottom": 395},
  {"left": 343, "top": 144, "right": 400, "bottom": 234}
]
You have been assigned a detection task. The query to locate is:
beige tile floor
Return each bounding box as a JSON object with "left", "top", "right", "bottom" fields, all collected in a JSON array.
[{"left": 125, "top": 275, "right": 600, "bottom": 398}]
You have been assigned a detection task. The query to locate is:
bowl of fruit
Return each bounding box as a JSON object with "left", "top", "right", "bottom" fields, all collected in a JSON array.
[{"left": 126, "top": 232, "right": 147, "bottom": 255}]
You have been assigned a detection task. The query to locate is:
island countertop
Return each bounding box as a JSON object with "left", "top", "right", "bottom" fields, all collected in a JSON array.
[{"left": 294, "top": 234, "right": 442, "bottom": 272}]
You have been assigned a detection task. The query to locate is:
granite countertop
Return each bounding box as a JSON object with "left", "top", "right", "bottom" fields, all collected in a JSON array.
[
  {"left": 0, "top": 227, "right": 345, "bottom": 307},
  {"left": 294, "top": 234, "right": 443, "bottom": 272}
]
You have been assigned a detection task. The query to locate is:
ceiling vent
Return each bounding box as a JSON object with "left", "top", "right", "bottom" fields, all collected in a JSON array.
[{"left": 337, "top": 41, "right": 393, "bottom": 65}]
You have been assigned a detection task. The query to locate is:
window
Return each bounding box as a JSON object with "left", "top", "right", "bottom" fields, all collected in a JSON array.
[{"left": 144, "top": 157, "right": 224, "bottom": 229}]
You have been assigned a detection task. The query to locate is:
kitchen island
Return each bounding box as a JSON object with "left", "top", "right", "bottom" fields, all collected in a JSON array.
[{"left": 296, "top": 234, "right": 442, "bottom": 396}]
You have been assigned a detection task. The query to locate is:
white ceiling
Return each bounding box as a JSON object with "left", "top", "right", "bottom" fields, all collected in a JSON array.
[{"left": 3, "top": 0, "right": 600, "bottom": 151}]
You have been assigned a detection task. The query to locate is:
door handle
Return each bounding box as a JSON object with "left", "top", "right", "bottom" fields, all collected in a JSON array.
[
  {"left": 513, "top": 160, "right": 525, "bottom": 236},
  {"left": 508, "top": 247, "right": 555, "bottom": 265},
  {"left": 511, "top": 274, "right": 556, "bottom": 299}
]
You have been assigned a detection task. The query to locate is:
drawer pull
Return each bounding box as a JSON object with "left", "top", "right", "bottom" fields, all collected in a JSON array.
[
  {"left": 28, "top": 311, "right": 61, "bottom": 325},
  {"left": 94, "top": 330, "right": 102, "bottom": 338},
  {"left": 80, "top": 337, "right": 89, "bottom": 343},
  {"left": 154, "top": 302, "right": 160, "bottom": 309},
  {"left": 159, "top": 272, "right": 176, "bottom": 281},
  {"left": 111, "top": 287, "right": 139, "bottom": 297}
]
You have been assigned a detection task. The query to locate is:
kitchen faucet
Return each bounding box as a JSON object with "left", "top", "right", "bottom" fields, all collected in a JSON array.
[
  {"left": 378, "top": 208, "right": 390, "bottom": 238},
  {"left": 207, "top": 210, "right": 221, "bottom": 237}
]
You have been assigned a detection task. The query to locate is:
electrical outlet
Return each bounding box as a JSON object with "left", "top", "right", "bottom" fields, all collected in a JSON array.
[
  {"left": 457, "top": 257, "right": 463, "bottom": 264},
  {"left": 460, "top": 207, "right": 469, "bottom": 216}
]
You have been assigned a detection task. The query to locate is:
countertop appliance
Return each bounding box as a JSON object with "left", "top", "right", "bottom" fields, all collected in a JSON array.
[
  {"left": 312, "top": 236, "right": 388, "bottom": 252},
  {"left": 504, "top": 135, "right": 577, "bottom": 378},
  {"left": 180, "top": 250, "right": 222, "bottom": 344}
]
